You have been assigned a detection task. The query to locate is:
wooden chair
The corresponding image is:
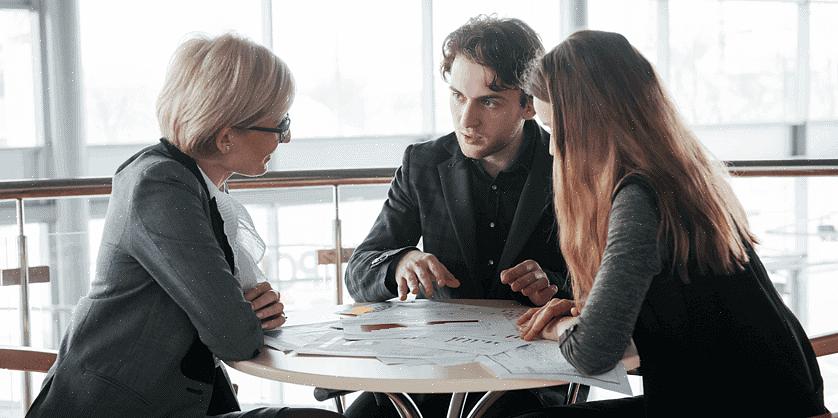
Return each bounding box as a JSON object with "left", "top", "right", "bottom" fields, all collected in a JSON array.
[
  {"left": 0, "top": 346, "right": 56, "bottom": 414},
  {"left": 811, "top": 331, "right": 838, "bottom": 358},
  {"left": 0, "top": 345, "right": 57, "bottom": 373},
  {"left": 809, "top": 332, "right": 838, "bottom": 418}
]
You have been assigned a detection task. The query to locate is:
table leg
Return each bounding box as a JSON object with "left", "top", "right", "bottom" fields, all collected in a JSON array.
[
  {"left": 447, "top": 392, "right": 466, "bottom": 418},
  {"left": 385, "top": 392, "right": 423, "bottom": 418},
  {"left": 464, "top": 391, "right": 505, "bottom": 418},
  {"left": 566, "top": 383, "right": 582, "bottom": 404}
]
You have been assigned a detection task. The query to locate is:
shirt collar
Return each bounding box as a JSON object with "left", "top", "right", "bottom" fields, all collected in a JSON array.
[
  {"left": 465, "top": 120, "right": 538, "bottom": 176},
  {"left": 197, "top": 165, "right": 223, "bottom": 199}
]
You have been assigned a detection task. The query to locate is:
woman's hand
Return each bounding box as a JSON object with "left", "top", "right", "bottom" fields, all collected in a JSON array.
[
  {"left": 517, "top": 298, "right": 575, "bottom": 341},
  {"left": 244, "top": 281, "right": 286, "bottom": 330}
]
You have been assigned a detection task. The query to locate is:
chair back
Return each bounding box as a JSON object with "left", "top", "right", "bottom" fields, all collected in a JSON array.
[
  {"left": 811, "top": 332, "right": 838, "bottom": 358},
  {"left": 0, "top": 346, "right": 57, "bottom": 373}
]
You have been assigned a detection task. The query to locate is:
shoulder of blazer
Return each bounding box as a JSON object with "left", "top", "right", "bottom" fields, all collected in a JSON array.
[
  {"left": 118, "top": 140, "right": 236, "bottom": 272},
  {"left": 138, "top": 158, "right": 206, "bottom": 197},
  {"left": 117, "top": 139, "right": 210, "bottom": 201},
  {"left": 407, "top": 131, "right": 461, "bottom": 167}
]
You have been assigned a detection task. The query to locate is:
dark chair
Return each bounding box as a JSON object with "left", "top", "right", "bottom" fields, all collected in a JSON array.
[{"left": 313, "top": 387, "right": 353, "bottom": 414}]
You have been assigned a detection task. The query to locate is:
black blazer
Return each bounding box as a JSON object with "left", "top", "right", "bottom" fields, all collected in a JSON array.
[{"left": 345, "top": 121, "right": 569, "bottom": 305}]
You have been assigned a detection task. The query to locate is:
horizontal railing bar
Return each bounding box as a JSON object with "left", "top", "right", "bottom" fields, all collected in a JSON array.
[
  {"left": 727, "top": 159, "right": 838, "bottom": 167},
  {"left": 228, "top": 168, "right": 397, "bottom": 191},
  {"left": 0, "top": 162, "right": 835, "bottom": 200},
  {"left": 726, "top": 159, "right": 838, "bottom": 177},
  {"left": 0, "top": 168, "right": 397, "bottom": 200},
  {"left": 728, "top": 168, "right": 838, "bottom": 177},
  {"left": 0, "top": 0, "right": 32, "bottom": 9}
]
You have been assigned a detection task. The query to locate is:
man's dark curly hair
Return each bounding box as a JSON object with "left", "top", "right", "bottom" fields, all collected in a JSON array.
[{"left": 441, "top": 15, "right": 544, "bottom": 107}]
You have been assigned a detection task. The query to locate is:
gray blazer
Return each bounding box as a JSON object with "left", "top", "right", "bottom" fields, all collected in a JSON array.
[{"left": 27, "top": 139, "right": 263, "bottom": 418}]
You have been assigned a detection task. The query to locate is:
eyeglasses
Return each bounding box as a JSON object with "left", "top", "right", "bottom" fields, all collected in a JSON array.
[{"left": 237, "top": 114, "right": 291, "bottom": 143}]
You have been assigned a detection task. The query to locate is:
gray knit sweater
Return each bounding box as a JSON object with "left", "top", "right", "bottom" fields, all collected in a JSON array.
[{"left": 558, "top": 183, "right": 662, "bottom": 375}]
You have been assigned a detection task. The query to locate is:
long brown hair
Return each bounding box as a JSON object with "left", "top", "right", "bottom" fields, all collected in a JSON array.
[{"left": 528, "top": 30, "right": 757, "bottom": 306}]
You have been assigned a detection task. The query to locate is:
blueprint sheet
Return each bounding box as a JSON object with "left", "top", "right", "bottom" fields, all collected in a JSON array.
[{"left": 263, "top": 300, "right": 631, "bottom": 394}]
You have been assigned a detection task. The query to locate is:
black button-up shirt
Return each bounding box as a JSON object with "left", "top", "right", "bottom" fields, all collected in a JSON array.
[{"left": 467, "top": 133, "right": 535, "bottom": 287}]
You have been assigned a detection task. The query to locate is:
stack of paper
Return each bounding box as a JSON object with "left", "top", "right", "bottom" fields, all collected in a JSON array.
[{"left": 262, "top": 300, "right": 631, "bottom": 394}]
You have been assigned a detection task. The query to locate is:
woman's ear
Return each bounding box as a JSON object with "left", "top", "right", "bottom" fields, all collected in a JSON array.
[{"left": 214, "top": 127, "right": 234, "bottom": 154}]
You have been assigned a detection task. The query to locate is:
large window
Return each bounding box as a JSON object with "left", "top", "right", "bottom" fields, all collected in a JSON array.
[
  {"left": 810, "top": 1, "right": 838, "bottom": 121},
  {"left": 809, "top": 1, "right": 838, "bottom": 160},
  {"left": 587, "top": 0, "right": 821, "bottom": 162},
  {"left": 668, "top": 1, "right": 798, "bottom": 125},
  {"left": 0, "top": 0, "right": 834, "bottom": 163},
  {"left": 272, "top": 0, "right": 424, "bottom": 138},
  {"left": 0, "top": 9, "right": 37, "bottom": 148},
  {"left": 78, "top": 0, "right": 263, "bottom": 145},
  {"left": 588, "top": 0, "right": 658, "bottom": 64}
]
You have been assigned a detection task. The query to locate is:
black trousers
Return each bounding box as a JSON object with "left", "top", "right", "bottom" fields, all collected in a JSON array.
[
  {"left": 513, "top": 396, "right": 646, "bottom": 418},
  {"left": 345, "top": 385, "right": 576, "bottom": 418},
  {"left": 213, "top": 407, "right": 345, "bottom": 418}
]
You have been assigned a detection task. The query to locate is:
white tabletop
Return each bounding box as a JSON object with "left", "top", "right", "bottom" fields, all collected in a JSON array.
[{"left": 227, "top": 299, "right": 639, "bottom": 394}]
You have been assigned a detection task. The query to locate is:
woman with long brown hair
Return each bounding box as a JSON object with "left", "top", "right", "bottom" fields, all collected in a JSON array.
[{"left": 514, "top": 30, "right": 828, "bottom": 417}]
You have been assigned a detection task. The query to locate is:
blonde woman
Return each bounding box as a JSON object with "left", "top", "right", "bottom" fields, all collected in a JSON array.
[
  {"left": 27, "top": 34, "right": 343, "bottom": 418},
  {"left": 515, "top": 30, "right": 828, "bottom": 417}
]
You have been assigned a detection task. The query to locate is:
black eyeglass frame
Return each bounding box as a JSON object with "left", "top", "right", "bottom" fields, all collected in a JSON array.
[{"left": 236, "top": 114, "right": 291, "bottom": 142}]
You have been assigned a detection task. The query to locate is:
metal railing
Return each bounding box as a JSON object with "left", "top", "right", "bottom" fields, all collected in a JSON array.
[
  {"left": 1, "top": 159, "right": 837, "bottom": 410},
  {"left": 0, "top": 167, "right": 398, "bottom": 409},
  {"left": 726, "top": 159, "right": 838, "bottom": 177}
]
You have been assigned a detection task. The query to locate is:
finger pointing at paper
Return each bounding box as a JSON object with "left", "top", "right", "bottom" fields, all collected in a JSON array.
[
  {"left": 394, "top": 250, "right": 461, "bottom": 300},
  {"left": 500, "top": 259, "right": 558, "bottom": 306}
]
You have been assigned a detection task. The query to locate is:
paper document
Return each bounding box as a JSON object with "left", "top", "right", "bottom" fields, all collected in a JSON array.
[
  {"left": 341, "top": 300, "right": 524, "bottom": 340},
  {"left": 263, "top": 321, "right": 342, "bottom": 351},
  {"left": 377, "top": 355, "right": 477, "bottom": 366},
  {"left": 263, "top": 300, "right": 631, "bottom": 395},
  {"left": 416, "top": 334, "right": 527, "bottom": 356},
  {"left": 479, "top": 340, "right": 633, "bottom": 395},
  {"left": 293, "top": 334, "right": 461, "bottom": 358},
  {"left": 335, "top": 302, "right": 395, "bottom": 316}
]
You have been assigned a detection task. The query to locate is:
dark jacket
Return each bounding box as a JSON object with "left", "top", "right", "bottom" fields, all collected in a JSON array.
[
  {"left": 622, "top": 176, "right": 827, "bottom": 417},
  {"left": 345, "top": 120, "right": 570, "bottom": 305}
]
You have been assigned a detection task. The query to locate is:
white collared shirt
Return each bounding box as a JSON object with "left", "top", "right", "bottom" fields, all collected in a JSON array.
[{"left": 197, "top": 167, "right": 266, "bottom": 292}]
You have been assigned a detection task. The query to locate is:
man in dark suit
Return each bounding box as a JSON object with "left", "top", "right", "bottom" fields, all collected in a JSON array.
[{"left": 344, "top": 15, "right": 574, "bottom": 418}]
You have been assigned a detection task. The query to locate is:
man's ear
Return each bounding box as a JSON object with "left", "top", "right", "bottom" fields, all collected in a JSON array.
[
  {"left": 522, "top": 95, "right": 536, "bottom": 120},
  {"left": 214, "top": 127, "right": 234, "bottom": 154}
]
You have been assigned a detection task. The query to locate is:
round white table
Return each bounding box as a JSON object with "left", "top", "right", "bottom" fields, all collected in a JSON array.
[{"left": 227, "top": 300, "right": 639, "bottom": 418}]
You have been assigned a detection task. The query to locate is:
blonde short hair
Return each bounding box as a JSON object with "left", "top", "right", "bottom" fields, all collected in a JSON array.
[{"left": 157, "top": 33, "right": 295, "bottom": 157}]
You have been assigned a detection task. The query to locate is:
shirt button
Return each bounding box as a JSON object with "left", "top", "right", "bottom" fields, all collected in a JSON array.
[
  {"left": 489, "top": 222, "right": 495, "bottom": 228},
  {"left": 490, "top": 184, "right": 498, "bottom": 191},
  {"left": 488, "top": 259, "right": 495, "bottom": 266}
]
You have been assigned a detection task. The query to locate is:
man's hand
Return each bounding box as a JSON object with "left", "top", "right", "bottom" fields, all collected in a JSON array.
[
  {"left": 244, "top": 281, "right": 286, "bottom": 330},
  {"left": 516, "top": 298, "right": 575, "bottom": 341},
  {"left": 500, "top": 260, "right": 558, "bottom": 306},
  {"left": 394, "top": 250, "right": 461, "bottom": 300}
]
